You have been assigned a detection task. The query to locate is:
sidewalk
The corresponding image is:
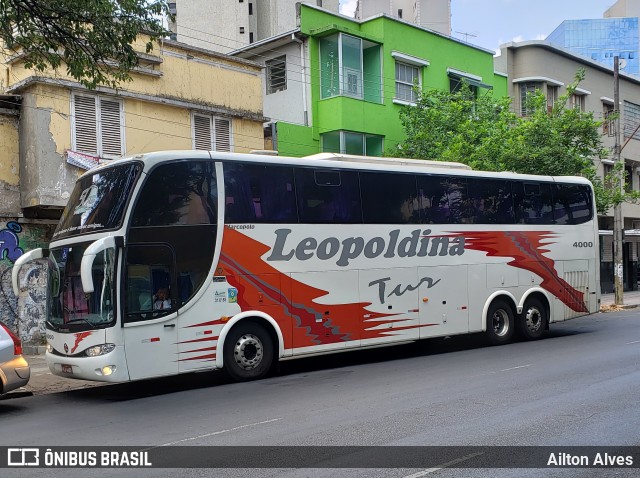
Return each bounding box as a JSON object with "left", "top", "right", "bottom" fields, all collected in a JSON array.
[{"left": 5, "top": 291, "right": 638, "bottom": 399}]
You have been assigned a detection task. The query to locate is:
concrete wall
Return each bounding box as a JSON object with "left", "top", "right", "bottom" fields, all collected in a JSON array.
[
  {"left": 2, "top": 37, "right": 266, "bottom": 211},
  {"left": 262, "top": 42, "right": 309, "bottom": 127},
  {"left": 0, "top": 109, "right": 20, "bottom": 215},
  {"left": 356, "top": 0, "right": 451, "bottom": 35},
  {"left": 605, "top": 0, "right": 640, "bottom": 18},
  {"left": 0, "top": 220, "right": 55, "bottom": 342},
  {"left": 175, "top": 0, "right": 339, "bottom": 54}
]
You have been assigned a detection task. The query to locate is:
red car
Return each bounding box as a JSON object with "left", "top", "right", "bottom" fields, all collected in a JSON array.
[{"left": 0, "top": 321, "right": 30, "bottom": 397}]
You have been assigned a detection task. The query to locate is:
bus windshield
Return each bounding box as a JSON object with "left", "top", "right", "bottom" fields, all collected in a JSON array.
[
  {"left": 47, "top": 243, "right": 116, "bottom": 332},
  {"left": 53, "top": 162, "right": 141, "bottom": 241}
]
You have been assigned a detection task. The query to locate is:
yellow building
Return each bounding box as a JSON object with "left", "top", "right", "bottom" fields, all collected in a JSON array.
[
  {"left": 1, "top": 36, "right": 267, "bottom": 216},
  {"left": 0, "top": 38, "right": 267, "bottom": 342}
]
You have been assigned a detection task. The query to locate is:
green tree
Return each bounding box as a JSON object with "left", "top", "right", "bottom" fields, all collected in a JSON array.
[
  {"left": 396, "top": 70, "right": 636, "bottom": 214},
  {"left": 0, "top": 0, "right": 170, "bottom": 89}
]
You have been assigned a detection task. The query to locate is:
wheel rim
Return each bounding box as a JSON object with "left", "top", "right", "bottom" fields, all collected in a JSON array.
[
  {"left": 233, "top": 333, "right": 264, "bottom": 370},
  {"left": 525, "top": 306, "right": 542, "bottom": 333},
  {"left": 492, "top": 309, "right": 510, "bottom": 337}
]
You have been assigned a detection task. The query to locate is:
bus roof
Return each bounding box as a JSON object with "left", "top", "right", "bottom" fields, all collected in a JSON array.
[{"left": 85, "top": 150, "right": 592, "bottom": 186}]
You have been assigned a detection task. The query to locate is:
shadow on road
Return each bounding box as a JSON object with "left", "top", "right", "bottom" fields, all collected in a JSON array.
[{"left": 38, "top": 324, "right": 593, "bottom": 403}]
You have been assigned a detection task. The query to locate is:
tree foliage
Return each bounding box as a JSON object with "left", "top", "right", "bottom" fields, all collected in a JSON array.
[
  {"left": 396, "top": 69, "right": 637, "bottom": 214},
  {"left": 0, "top": 0, "right": 171, "bottom": 89}
]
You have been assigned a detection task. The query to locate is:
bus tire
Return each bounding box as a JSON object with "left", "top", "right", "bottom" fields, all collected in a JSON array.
[
  {"left": 223, "top": 322, "right": 274, "bottom": 382},
  {"left": 485, "top": 299, "right": 514, "bottom": 345},
  {"left": 518, "top": 298, "right": 547, "bottom": 340}
]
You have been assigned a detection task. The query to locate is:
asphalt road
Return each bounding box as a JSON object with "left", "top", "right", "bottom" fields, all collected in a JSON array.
[{"left": 1, "top": 309, "right": 639, "bottom": 477}]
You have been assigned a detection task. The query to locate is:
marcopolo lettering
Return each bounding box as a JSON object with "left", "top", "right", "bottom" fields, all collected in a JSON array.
[{"left": 267, "top": 228, "right": 465, "bottom": 267}]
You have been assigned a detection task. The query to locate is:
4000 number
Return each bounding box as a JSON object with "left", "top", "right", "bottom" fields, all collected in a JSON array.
[{"left": 573, "top": 241, "right": 593, "bottom": 247}]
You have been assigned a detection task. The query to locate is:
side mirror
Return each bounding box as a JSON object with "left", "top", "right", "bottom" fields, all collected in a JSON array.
[
  {"left": 80, "top": 237, "right": 122, "bottom": 293},
  {"left": 11, "top": 248, "right": 44, "bottom": 295}
]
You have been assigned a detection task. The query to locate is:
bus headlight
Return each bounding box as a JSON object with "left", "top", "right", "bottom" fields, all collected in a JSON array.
[{"left": 85, "top": 344, "right": 116, "bottom": 357}]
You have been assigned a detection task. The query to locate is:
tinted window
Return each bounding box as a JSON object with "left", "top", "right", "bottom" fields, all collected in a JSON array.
[
  {"left": 553, "top": 183, "right": 593, "bottom": 225},
  {"left": 361, "top": 172, "right": 418, "bottom": 224},
  {"left": 467, "top": 178, "right": 515, "bottom": 224},
  {"left": 131, "top": 161, "right": 217, "bottom": 227},
  {"left": 417, "top": 176, "right": 469, "bottom": 224},
  {"left": 54, "top": 163, "right": 141, "bottom": 240},
  {"left": 224, "top": 163, "right": 297, "bottom": 223},
  {"left": 295, "top": 168, "right": 362, "bottom": 223},
  {"left": 513, "top": 182, "right": 554, "bottom": 224}
]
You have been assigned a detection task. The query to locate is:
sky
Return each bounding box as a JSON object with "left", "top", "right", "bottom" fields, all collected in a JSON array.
[{"left": 339, "top": 0, "right": 618, "bottom": 54}]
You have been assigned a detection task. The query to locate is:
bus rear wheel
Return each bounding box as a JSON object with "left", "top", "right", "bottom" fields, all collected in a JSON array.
[
  {"left": 223, "top": 322, "right": 274, "bottom": 382},
  {"left": 485, "top": 299, "right": 514, "bottom": 345},
  {"left": 518, "top": 298, "right": 547, "bottom": 340}
]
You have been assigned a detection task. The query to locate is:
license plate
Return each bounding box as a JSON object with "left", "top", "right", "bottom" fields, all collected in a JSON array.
[{"left": 61, "top": 364, "right": 73, "bottom": 374}]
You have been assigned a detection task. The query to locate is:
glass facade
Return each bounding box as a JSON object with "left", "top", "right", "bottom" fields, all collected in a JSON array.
[{"left": 546, "top": 18, "right": 639, "bottom": 75}]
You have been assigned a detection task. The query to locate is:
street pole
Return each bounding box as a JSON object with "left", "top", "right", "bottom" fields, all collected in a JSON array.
[{"left": 613, "top": 56, "right": 624, "bottom": 305}]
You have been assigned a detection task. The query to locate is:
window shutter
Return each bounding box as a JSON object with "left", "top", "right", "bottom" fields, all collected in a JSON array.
[
  {"left": 214, "top": 118, "right": 231, "bottom": 152},
  {"left": 73, "top": 95, "right": 98, "bottom": 155},
  {"left": 194, "top": 114, "right": 212, "bottom": 150},
  {"left": 100, "top": 98, "right": 123, "bottom": 157}
]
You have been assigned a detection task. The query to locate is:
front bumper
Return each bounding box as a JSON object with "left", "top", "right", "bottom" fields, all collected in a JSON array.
[
  {"left": 0, "top": 355, "right": 31, "bottom": 395},
  {"left": 46, "top": 348, "right": 129, "bottom": 383}
]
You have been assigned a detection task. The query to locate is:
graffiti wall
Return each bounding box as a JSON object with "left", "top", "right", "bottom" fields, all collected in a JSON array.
[{"left": 0, "top": 219, "right": 56, "bottom": 343}]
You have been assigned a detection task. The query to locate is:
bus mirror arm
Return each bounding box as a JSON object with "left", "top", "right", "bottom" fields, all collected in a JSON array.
[
  {"left": 11, "top": 248, "right": 45, "bottom": 295},
  {"left": 80, "top": 236, "right": 121, "bottom": 293}
]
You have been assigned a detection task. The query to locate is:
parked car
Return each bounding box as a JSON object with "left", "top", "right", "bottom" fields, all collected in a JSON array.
[{"left": 0, "top": 321, "right": 30, "bottom": 397}]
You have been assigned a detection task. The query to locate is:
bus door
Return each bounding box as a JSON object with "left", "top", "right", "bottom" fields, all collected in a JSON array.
[
  {"left": 418, "top": 265, "right": 469, "bottom": 338},
  {"left": 122, "top": 244, "right": 178, "bottom": 380}
]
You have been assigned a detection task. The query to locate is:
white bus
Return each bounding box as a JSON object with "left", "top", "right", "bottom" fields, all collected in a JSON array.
[{"left": 12, "top": 151, "right": 600, "bottom": 382}]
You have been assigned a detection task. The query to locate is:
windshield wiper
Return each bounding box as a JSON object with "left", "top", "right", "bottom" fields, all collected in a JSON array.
[{"left": 64, "top": 315, "right": 97, "bottom": 329}]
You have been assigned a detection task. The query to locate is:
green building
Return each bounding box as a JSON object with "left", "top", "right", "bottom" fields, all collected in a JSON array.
[{"left": 232, "top": 4, "right": 507, "bottom": 157}]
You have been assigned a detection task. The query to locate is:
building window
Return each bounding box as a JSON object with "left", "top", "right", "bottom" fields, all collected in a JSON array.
[
  {"left": 450, "top": 77, "right": 478, "bottom": 97},
  {"left": 398, "top": 9, "right": 403, "bottom": 18},
  {"left": 319, "top": 33, "right": 381, "bottom": 103},
  {"left": 266, "top": 56, "right": 286, "bottom": 94},
  {"left": 248, "top": 2, "right": 253, "bottom": 14},
  {"left": 72, "top": 93, "right": 124, "bottom": 158},
  {"left": 395, "top": 61, "right": 420, "bottom": 104},
  {"left": 570, "top": 94, "right": 586, "bottom": 111},
  {"left": 239, "top": 27, "right": 245, "bottom": 34},
  {"left": 321, "top": 131, "right": 383, "bottom": 157},
  {"left": 603, "top": 102, "right": 615, "bottom": 136},
  {"left": 624, "top": 100, "right": 640, "bottom": 142},
  {"left": 249, "top": 32, "right": 254, "bottom": 43},
  {"left": 519, "top": 82, "right": 542, "bottom": 116},
  {"left": 192, "top": 113, "right": 231, "bottom": 151},
  {"left": 547, "top": 85, "right": 558, "bottom": 112}
]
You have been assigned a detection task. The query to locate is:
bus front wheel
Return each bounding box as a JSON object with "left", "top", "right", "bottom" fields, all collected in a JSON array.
[
  {"left": 223, "top": 322, "right": 274, "bottom": 382},
  {"left": 485, "top": 300, "right": 514, "bottom": 345},
  {"left": 518, "top": 298, "right": 547, "bottom": 340}
]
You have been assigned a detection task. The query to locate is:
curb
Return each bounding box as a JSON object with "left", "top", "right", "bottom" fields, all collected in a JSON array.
[{"left": 22, "top": 345, "right": 46, "bottom": 355}]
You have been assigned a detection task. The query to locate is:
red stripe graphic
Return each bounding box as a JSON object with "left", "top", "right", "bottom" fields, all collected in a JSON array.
[
  {"left": 179, "top": 353, "right": 217, "bottom": 362},
  {"left": 70, "top": 332, "right": 92, "bottom": 354},
  {"left": 455, "top": 230, "right": 588, "bottom": 313},
  {"left": 177, "top": 336, "right": 219, "bottom": 345},
  {"left": 218, "top": 228, "right": 426, "bottom": 349}
]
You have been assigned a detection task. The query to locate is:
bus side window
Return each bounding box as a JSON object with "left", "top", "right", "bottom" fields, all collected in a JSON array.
[
  {"left": 514, "top": 182, "right": 554, "bottom": 224},
  {"left": 467, "top": 178, "right": 514, "bottom": 224},
  {"left": 224, "top": 163, "right": 297, "bottom": 223},
  {"left": 553, "top": 183, "right": 593, "bottom": 225},
  {"left": 360, "top": 172, "right": 418, "bottom": 224},
  {"left": 295, "top": 168, "right": 362, "bottom": 224},
  {"left": 416, "top": 176, "right": 468, "bottom": 224}
]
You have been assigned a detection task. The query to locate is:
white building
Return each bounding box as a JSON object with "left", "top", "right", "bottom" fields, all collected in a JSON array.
[
  {"left": 355, "top": 0, "right": 451, "bottom": 36},
  {"left": 170, "top": 0, "right": 339, "bottom": 54}
]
